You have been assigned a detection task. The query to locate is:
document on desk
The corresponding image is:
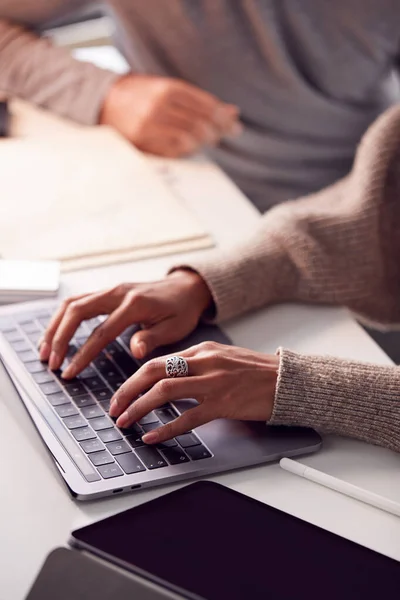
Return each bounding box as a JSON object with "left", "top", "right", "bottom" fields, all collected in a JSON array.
[{"left": 0, "top": 101, "right": 213, "bottom": 271}]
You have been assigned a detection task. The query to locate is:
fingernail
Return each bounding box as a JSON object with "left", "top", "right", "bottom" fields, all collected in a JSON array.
[
  {"left": 39, "top": 341, "right": 50, "bottom": 361},
  {"left": 116, "top": 412, "right": 129, "bottom": 428},
  {"left": 109, "top": 398, "right": 119, "bottom": 417},
  {"left": 142, "top": 431, "right": 159, "bottom": 444},
  {"left": 62, "top": 363, "right": 77, "bottom": 379},
  {"left": 135, "top": 341, "right": 147, "bottom": 359},
  {"left": 49, "top": 351, "right": 60, "bottom": 370}
]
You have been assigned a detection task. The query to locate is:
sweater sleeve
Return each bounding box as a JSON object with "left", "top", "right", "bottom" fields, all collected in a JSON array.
[
  {"left": 272, "top": 348, "right": 400, "bottom": 452},
  {"left": 172, "top": 103, "right": 400, "bottom": 328},
  {"left": 0, "top": 18, "right": 118, "bottom": 124}
]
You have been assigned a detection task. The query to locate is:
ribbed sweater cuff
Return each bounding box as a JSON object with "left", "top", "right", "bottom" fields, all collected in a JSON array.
[{"left": 271, "top": 348, "right": 400, "bottom": 452}]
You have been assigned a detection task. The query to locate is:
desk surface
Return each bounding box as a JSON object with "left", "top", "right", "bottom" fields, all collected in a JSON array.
[{"left": 2, "top": 157, "right": 400, "bottom": 600}]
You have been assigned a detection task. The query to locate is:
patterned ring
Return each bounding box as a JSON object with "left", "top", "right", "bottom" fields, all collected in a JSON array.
[{"left": 165, "top": 355, "right": 189, "bottom": 378}]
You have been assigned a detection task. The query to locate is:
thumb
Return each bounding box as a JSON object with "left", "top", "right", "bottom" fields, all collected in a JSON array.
[{"left": 130, "top": 318, "right": 184, "bottom": 359}]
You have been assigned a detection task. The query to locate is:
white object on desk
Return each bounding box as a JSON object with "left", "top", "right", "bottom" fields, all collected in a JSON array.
[
  {"left": 280, "top": 457, "right": 400, "bottom": 518},
  {"left": 0, "top": 259, "right": 59, "bottom": 304}
]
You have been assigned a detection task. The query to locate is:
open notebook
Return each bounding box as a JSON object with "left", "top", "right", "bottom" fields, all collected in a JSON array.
[{"left": 0, "top": 101, "right": 213, "bottom": 271}]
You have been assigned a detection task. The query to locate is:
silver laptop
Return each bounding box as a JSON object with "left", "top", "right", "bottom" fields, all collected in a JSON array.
[{"left": 0, "top": 300, "right": 322, "bottom": 500}]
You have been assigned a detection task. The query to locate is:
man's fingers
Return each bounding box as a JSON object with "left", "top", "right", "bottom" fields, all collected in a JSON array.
[
  {"left": 142, "top": 405, "right": 210, "bottom": 444},
  {"left": 116, "top": 376, "right": 204, "bottom": 428},
  {"left": 159, "top": 105, "right": 221, "bottom": 145}
]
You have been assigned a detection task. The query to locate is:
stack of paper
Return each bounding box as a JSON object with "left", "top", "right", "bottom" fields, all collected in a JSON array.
[{"left": 0, "top": 101, "right": 213, "bottom": 271}]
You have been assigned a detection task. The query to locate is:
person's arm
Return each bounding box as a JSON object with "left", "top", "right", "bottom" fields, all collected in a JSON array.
[
  {"left": 0, "top": 18, "right": 118, "bottom": 124},
  {"left": 178, "top": 103, "right": 400, "bottom": 328},
  {"left": 273, "top": 349, "right": 400, "bottom": 452}
]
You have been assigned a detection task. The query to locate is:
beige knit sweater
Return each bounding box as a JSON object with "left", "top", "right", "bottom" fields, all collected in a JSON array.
[{"left": 178, "top": 104, "right": 400, "bottom": 453}]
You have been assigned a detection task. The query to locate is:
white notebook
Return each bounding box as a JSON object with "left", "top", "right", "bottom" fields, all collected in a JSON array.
[{"left": 0, "top": 101, "right": 213, "bottom": 271}]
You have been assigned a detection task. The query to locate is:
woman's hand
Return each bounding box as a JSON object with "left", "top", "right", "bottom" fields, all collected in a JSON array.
[
  {"left": 109, "top": 342, "right": 280, "bottom": 444},
  {"left": 39, "top": 270, "right": 212, "bottom": 377},
  {"left": 100, "top": 74, "right": 242, "bottom": 157}
]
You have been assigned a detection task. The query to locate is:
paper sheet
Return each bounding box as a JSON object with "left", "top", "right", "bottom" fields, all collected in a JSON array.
[{"left": 0, "top": 101, "right": 213, "bottom": 271}]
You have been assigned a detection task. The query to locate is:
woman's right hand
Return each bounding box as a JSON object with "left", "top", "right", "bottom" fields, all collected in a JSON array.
[{"left": 39, "top": 270, "right": 212, "bottom": 379}]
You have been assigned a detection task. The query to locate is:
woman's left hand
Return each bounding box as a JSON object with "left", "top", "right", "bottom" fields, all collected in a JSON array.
[{"left": 110, "top": 341, "right": 280, "bottom": 444}]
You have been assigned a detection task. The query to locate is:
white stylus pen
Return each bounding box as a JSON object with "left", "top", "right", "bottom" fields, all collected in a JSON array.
[{"left": 280, "top": 457, "right": 400, "bottom": 518}]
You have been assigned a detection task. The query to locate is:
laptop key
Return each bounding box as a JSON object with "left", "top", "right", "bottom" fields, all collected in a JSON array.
[
  {"left": 155, "top": 407, "right": 178, "bottom": 424},
  {"left": 83, "top": 376, "right": 105, "bottom": 392},
  {"left": 80, "top": 438, "right": 105, "bottom": 454},
  {"left": 39, "top": 381, "right": 62, "bottom": 395},
  {"left": 26, "top": 331, "right": 42, "bottom": 345},
  {"left": 135, "top": 446, "right": 167, "bottom": 469},
  {"left": 118, "top": 354, "right": 138, "bottom": 377},
  {"left": 139, "top": 412, "right": 159, "bottom": 425},
  {"left": 185, "top": 445, "right": 212, "bottom": 461},
  {"left": 26, "top": 361, "right": 46, "bottom": 374},
  {"left": 98, "top": 428, "right": 122, "bottom": 443},
  {"left": 47, "top": 391, "right": 70, "bottom": 406},
  {"left": 4, "top": 330, "right": 24, "bottom": 343},
  {"left": 89, "top": 450, "right": 114, "bottom": 466},
  {"left": 109, "top": 380, "right": 124, "bottom": 392},
  {"left": 72, "top": 427, "right": 96, "bottom": 442},
  {"left": 162, "top": 447, "right": 190, "bottom": 465},
  {"left": 99, "top": 399, "right": 111, "bottom": 413},
  {"left": 176, "top": 433, "right": 201, "bottom": 448},
  {"left": 81, "top": 405, "right": 104, "bottom": 419},
  {"left": 97, "top": 463, "right": 123, "bottom": 479},
  {"left": 78, "top": 365, "right": 97, "bottom": 379},
  {"left": 157, "top": 439, "right": 178, "bottom": 449},
  {"left": 90, "top": 416, "right": 113, "bottom": 431},
  {"left": 116, "top": 452, "right": 145, "bottom": 474},
  {"left": 125, "top": 434, "right": 145, "bottom": 448},
  {"left": 55, "top": 403, "right": 79, "bottom": 418},
  {"left": 142, "top": 422, "right": 160, "bottom": 434},
  {"left": 17, "top": 349, "right": 38, "bottom": 363},
  {"left": 11, "top": 340, "right": 31, "bottom": 352},
  {"left": 33, "top": 371, "right": 55, "bottom": 385},
  {"left": 73, "top": 394, "right": 95, "bottom": 408},
  {"left": 63, "top": 415, "right": 87, "bottom": 430},
  {"left": 106, "top": 440, "right": 131, "bottom": 455},
  {"left": 93, "top": 355, "right": 111, "bottom": 370},
  {"left": 63, "top": 381, "right": 86, "bottom": 396},
  {"left": 93, "top": 388, "right": 113, "bottom": 401},
  {"left": 20, "top": 321, "right": 40, "bottom": 334},
  {"left": 106, "top": 341, "right": 125, "bottom": 359}
]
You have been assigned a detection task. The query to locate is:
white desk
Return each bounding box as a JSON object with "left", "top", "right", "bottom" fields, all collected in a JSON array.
[{"left": 1, "top": 156, "right": 400, "bottom": 600}]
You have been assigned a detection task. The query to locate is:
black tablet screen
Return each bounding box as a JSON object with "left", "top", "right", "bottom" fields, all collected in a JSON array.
[{"left": 71, "top": 481, "right": 400, "bottom": 600}]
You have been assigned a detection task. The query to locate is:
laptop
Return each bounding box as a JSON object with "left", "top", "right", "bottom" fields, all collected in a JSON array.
[
  {"left": 0, "top": 299, "right": 321, "bottom": 500},
  {"left": 26, "top": 482, "right": 400, "bottom": 600}
]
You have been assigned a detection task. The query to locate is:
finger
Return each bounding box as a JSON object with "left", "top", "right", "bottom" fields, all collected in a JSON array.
[
  {"left": 130, "top": 317, "right": 190, "bottom": 359},
  {"left": 39, "top": 294, "right": 87, "bottom": 362},
  {"left": 47, "top": 290, "right": 121, "bottom": 371},
  {"left": 137, "top": 125, "right": 200, "bottom": 158},
  {"left": 158, "top": 106, "right": 221, "bottom": 145},
  {"left": 142, "top": 405, "right": 210, "bottom": 444},
  {"left": 116, "top": 376, "right": 204, "bottom": 428},
  {"left": 61, "top": 298, "right": 138, "bottom": 379},
  {"left": 173, "top": 88, "right": 240, "bottom": 133},
  {"left": 110, "top": 349, "right": 199, "bottom": 418}
]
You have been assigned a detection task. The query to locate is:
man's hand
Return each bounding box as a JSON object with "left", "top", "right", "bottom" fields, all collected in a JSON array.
[
  {"left": 99, "top": 74, "right": 242, "bottom": 157},
  {"left": 39, "top": 270, "right": 212, "bottom": 377}
]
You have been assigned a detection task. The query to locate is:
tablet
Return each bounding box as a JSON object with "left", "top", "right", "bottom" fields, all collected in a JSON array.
[{"left": 71, "top": 481, "right": 400, "bottom": 600}]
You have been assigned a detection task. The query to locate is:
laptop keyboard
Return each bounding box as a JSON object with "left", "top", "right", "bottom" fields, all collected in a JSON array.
[{"left": 0, "top": 309, "right": 212, "bottom": 482}]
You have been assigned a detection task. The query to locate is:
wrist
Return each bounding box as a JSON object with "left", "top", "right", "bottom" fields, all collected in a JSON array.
[
  {"left": 99, "top": 74, "right": 132, "bottom": 126},
  {"left": 169, "top": 269, "right": 213, "bottom": 316}
]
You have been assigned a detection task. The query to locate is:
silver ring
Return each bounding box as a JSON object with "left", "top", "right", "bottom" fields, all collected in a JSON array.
[{"left": 165, "top": 356, "right": 189, "bottom": 378}]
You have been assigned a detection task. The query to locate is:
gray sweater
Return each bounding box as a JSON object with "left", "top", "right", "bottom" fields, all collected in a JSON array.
[{"left": 1, "top": 0, "right": 400, "bottom": 210}]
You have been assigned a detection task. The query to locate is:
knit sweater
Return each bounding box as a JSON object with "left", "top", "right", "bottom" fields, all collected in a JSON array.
[{"left": 178, "top": 104, "right": 400, "bottom": 453}]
